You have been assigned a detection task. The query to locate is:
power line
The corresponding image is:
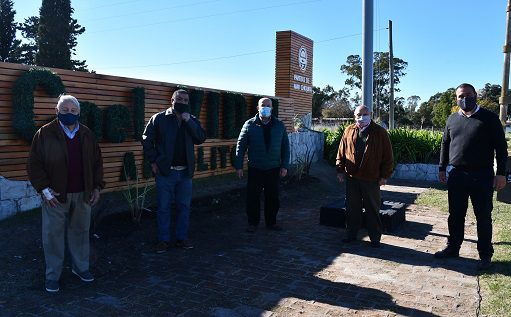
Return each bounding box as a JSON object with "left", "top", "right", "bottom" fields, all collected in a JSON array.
[
  {"left": 88, "top": 0, "right": 321, "bottom": 34},
  {"left": 83, "top": 0, "right": 221, "bottom": 22},
  {"left": 98, "top": 29, "right": 388, "bottom": 70}
]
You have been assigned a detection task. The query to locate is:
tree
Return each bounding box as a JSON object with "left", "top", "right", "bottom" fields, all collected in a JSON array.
[
  {"left": 340, "top": 52, "right": 408, "bottom": 117},
  {"left": 412, "top": 101, "right": 434, "bottom": 129},
  {"left": 0, "top": 0, "right": 21, "bottom": 62},
  {"left": 21, "top": 0, "right": 88, "bottom": 70},
  {"left": 406, "top": 95, "right": 421, "bottom": 112},
  {"left": 18, "top": 16, "right": 38, "bottom": 65},
  {"left": 432, "top": 88, "right": 456, "bottom": 128},
  {"left": 479, "top": 83, "right": 501, "bottom": 104},
  {"left": 312, "top": 85, "right": 336, "bottom": 118}
]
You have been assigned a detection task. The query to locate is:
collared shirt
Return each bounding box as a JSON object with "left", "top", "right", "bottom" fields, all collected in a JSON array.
[
  {"left": 59, "top": 121, "right": 80, "bottom": 139},
  {"left": 458, "top": 105, "right": 480, "bottom": 118}
]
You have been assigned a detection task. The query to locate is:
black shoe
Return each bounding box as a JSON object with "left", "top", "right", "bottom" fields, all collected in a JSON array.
[
  {"left": 342, "top": 237, "right": 355, "bottom": 243},
  {"left": 434, "top": 247, "right": 459, "bottom": 258},
  {"left": 246, "top": 225, "right": 257, "bottom": 233},
  {"left": 266, "top": 224, "right": 283, "bottom": 231},
  {"left": 45, "top": 279, "right": 59, "bottom": 293},
  {"left": 478, "top": 258, "right": 492, "bottom": 271},
  {"left": 370, "top": 241, "right": 381, "bottom": 248}
]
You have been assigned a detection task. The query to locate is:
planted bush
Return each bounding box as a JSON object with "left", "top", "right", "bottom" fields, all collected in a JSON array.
[{"left": 323, "top": 126, "right": 443, "bottom": 166}]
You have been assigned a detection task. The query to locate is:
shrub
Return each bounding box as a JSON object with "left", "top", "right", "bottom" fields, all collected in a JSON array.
[
  {"left": 104, "top": 104, "right": 130, "bottom": 143},
  {"left": 323, "top": 126, "right": 443, "bottom": 166}
]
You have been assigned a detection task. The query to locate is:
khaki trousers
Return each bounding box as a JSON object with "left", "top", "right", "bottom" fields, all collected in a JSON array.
[{"left": 42, "top": 192, "right": 91, "bottom": 281}]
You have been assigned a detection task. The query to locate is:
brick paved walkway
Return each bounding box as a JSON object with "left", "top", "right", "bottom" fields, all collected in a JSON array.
[{"left": 0, "top": 162, "right": 482, "bottom": 317}]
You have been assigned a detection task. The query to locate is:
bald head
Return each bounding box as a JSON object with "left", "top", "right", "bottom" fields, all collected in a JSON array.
[{"left": 354, "top": 105, "right": 370, "bottom": 117}]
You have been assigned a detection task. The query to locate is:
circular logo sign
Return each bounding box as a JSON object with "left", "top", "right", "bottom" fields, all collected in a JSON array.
[{"left": 298, "top": 46, "right": 307, "bottom": 72}]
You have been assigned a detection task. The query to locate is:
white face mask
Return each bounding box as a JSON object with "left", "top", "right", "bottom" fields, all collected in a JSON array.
[
  {"left": 355, "top": 114, "right": 370, "bottom": 127},
  {"left": 259, "top": 106, "right": 272, "bottom": 118}
]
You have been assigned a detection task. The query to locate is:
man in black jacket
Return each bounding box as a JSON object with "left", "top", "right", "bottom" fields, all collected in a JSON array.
[
  {"left": 436, "top": 83, "right": 508, "bottom": 270},
  {"left": 142, "top": 89, "right": 206, "bottom": 253}
]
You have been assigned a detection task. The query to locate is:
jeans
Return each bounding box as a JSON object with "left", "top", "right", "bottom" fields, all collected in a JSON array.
[
  {"left": 447, "top": 168, "right": 494, "bottom": 259},
  {"left": 156, "top": 169, "right": 192, "bottom": 242},
  {"left": 246, "top": 167, "right": 280, "bottom": 227}
]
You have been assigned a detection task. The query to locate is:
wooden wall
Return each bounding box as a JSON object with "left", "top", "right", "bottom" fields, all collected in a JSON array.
[{"left": 0, "top": 62, "right": 298, "bottom": 193}]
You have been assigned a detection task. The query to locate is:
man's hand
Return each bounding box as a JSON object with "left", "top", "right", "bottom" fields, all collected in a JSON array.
[
  {"left": 151, "top": 163, "right": 159, "bottom": 175},
  {"left": 494, "top": 175, "right": 506, "bottom": 191},
  {"left": 439, "top": 171, "right": 447, "bottom": 183},
  {"left": 43, "top": 188, "right": 60, "bottom": 208},
  {"left": 379, "top": 178, "right": 387, "bottom": 186},
  {"left": 237, "top": 169, "right": 243, "bottom": 179},
  {"left": 337, "top": 173, "right": 345, "bottom": 183},
  {"left": 89, "top": 188, "right": 100, "bottom": 206},
  {"left": 280, "top": 168, "right": 287, "bottom": 178},
  {"left": 181, "top": 112, "right": 190, "bottom": 122}
]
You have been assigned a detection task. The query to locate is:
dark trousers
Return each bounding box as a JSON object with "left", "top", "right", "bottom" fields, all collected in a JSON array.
[
  {"left": 345, "top": 177, "right": 382, "bottom": 242},
  {"left": 246, "top": 167, "right": 280, "bottom": 227},
  {"left": 447, "top": 168, "right": 494, "bottom": 259}
]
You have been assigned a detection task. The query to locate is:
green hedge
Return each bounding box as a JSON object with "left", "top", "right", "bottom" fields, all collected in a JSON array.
[
  {"left": 12, "top": 68, "right": 65, "bottom": 142},
  {"left": 104, "top": 104, "right": 130, "bottom": 143},
  {"left": 323, "top": 126, "right": 442, "bottom": 166},
  {"left": 79, "top": 101, "right": 103, "bottom": 140},
  {"left": 207, "top": 92, "right": 220, "bottom": 138},
  {"left": 132, "top": 87, "right": 145, "bottom": 141},
  {"left": 189, "top": 89, "right": 205, "bottom": 118}
]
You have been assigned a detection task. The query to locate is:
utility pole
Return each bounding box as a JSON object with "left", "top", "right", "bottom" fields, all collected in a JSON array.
[
  {"left": 388, "top": 20, "right": 395, "bottom": 129},
  {"left": 362, "top": 0, "right": 374, "bottom": 113},
  {"left": 500, "top": 0, "right": 511, "bottom": 128}
]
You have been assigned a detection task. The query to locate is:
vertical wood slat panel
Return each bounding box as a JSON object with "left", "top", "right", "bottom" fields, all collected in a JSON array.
[{"left": 0, "top": 61, "right": 302, "bottom": 193}]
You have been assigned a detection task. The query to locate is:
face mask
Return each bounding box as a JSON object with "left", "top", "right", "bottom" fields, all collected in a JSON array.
[
  {"left": 457, "top": 96, "right": 477, "bottom": 112},
  {"left": 57, "top": 112, "right": 79, "bottom": 126},
  {"left": 355, "top": 114, "right": 370, "bottom": 128},
  {"left": 174, "top": 102, "right": 190, "bottom": 114},
  {"left": 259, "top": 106, "right": 272, "bottom": 118}
]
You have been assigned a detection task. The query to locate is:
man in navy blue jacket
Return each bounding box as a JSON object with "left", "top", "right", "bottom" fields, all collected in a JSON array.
[{"left": 436, "top": 83, "right": 508, "bottom": 270}]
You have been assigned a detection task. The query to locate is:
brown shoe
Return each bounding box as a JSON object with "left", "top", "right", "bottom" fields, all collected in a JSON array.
[
  {"left": 155, "top": 241, "right": 169, "bottom": 254},
  {"left": 175, "top": 240, "right": 194, "bottom": 249}
]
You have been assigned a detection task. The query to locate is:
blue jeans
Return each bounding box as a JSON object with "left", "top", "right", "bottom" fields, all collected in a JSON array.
[{"left": 156, "top": 170, "right": 192, "bottom": 242}]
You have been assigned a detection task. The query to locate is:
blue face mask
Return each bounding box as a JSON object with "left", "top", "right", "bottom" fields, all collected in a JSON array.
[
  {"left": 259, "top": 106, "right": 272, "bottom": 118},
  {"left": 58, "top": 112, "right": 79, "bottom": 126}
]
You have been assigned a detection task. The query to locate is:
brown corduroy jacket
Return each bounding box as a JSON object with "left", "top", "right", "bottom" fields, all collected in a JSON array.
[
  {"left": 27, "top": 119, "right": 105, "bottom": 203},
  {"left": 336, "top": 121, "right": 394, "bottom": 182}
]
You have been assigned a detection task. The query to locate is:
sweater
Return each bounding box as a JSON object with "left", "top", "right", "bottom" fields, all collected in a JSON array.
[
  {"left": 27, "top": 119, "right": 104, "bottom": 203},
  {"left": 439, "top": 107, "right": 508, "bottom": 175}
]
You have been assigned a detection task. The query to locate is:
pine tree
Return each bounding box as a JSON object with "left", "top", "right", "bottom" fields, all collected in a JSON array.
[
  {"left": 33, "top": 0, "right": 88, "bottom": 71},
  {"left": 0, "top": 0, "right": 21, "bottom": 62}
]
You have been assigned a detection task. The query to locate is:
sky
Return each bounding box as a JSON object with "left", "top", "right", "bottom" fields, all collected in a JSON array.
[{"left": 13, "top": 0, "right": 508, "bottom": 106}]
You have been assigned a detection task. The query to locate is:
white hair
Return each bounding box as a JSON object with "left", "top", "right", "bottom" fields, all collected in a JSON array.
[{"left": 57, "top": 95, "right": 80, "bottom": 110}]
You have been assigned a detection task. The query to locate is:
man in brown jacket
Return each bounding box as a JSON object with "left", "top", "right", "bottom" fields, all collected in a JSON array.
[
  {"left": 27, "top": 95, "right": 104, "bottom": 293},
  {"left": 336, "top": 105, "right": 393, "bottom": 247}
]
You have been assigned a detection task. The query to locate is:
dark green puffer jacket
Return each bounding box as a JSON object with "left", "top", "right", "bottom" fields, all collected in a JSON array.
[{"left": 234, "top": 114, "right": 290, "bottom": 170}]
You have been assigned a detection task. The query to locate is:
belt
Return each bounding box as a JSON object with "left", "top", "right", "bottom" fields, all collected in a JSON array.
[{"left": 170, "top": 165, "right": 187, "bottom": 171}]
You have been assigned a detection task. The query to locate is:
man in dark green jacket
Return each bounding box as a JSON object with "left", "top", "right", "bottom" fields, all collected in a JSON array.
[{"left": 235, "top": 97, "right": 290, "bottom": 233}]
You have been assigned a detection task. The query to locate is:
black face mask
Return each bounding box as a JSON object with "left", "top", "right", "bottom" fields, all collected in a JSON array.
[
  {"left": 457, "top": 96, "right": 477, "bottom": 112},
  {"left": 173, "top": 103, "right": 190, "bottom": 114}
]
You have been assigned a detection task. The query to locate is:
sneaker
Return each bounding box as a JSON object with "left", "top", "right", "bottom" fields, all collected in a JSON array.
[
  {"left": 175, "top": 240, "right": 194, "bottom": 249},
  {"left": 434, "top": 247, "right": 459, "bottom": 258},
  {"left": 266, "top": 224, "right": 283, "bottom": 231},
  {"left": 478, "top": 258, "right": 492, "bottom": 271},
  {"left": 45, "top": 279, "right": 59, "bottom": 293},
  {"left": 155, "top": 241, "right": 169, "bottom": 254},
  {"left": 72, "top": 269, "right": 94, "bottom": 282},
  {"left": 246, "top": 225, "right": 257, "bottom": 233}
]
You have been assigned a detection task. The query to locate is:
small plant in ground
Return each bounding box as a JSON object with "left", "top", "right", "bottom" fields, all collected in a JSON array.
[
  {"left": 292, "top": 144, "right": 315, "bottom": 181},
  {"left": 122, "top": 164, "right": 153, "bottom": 224}
]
